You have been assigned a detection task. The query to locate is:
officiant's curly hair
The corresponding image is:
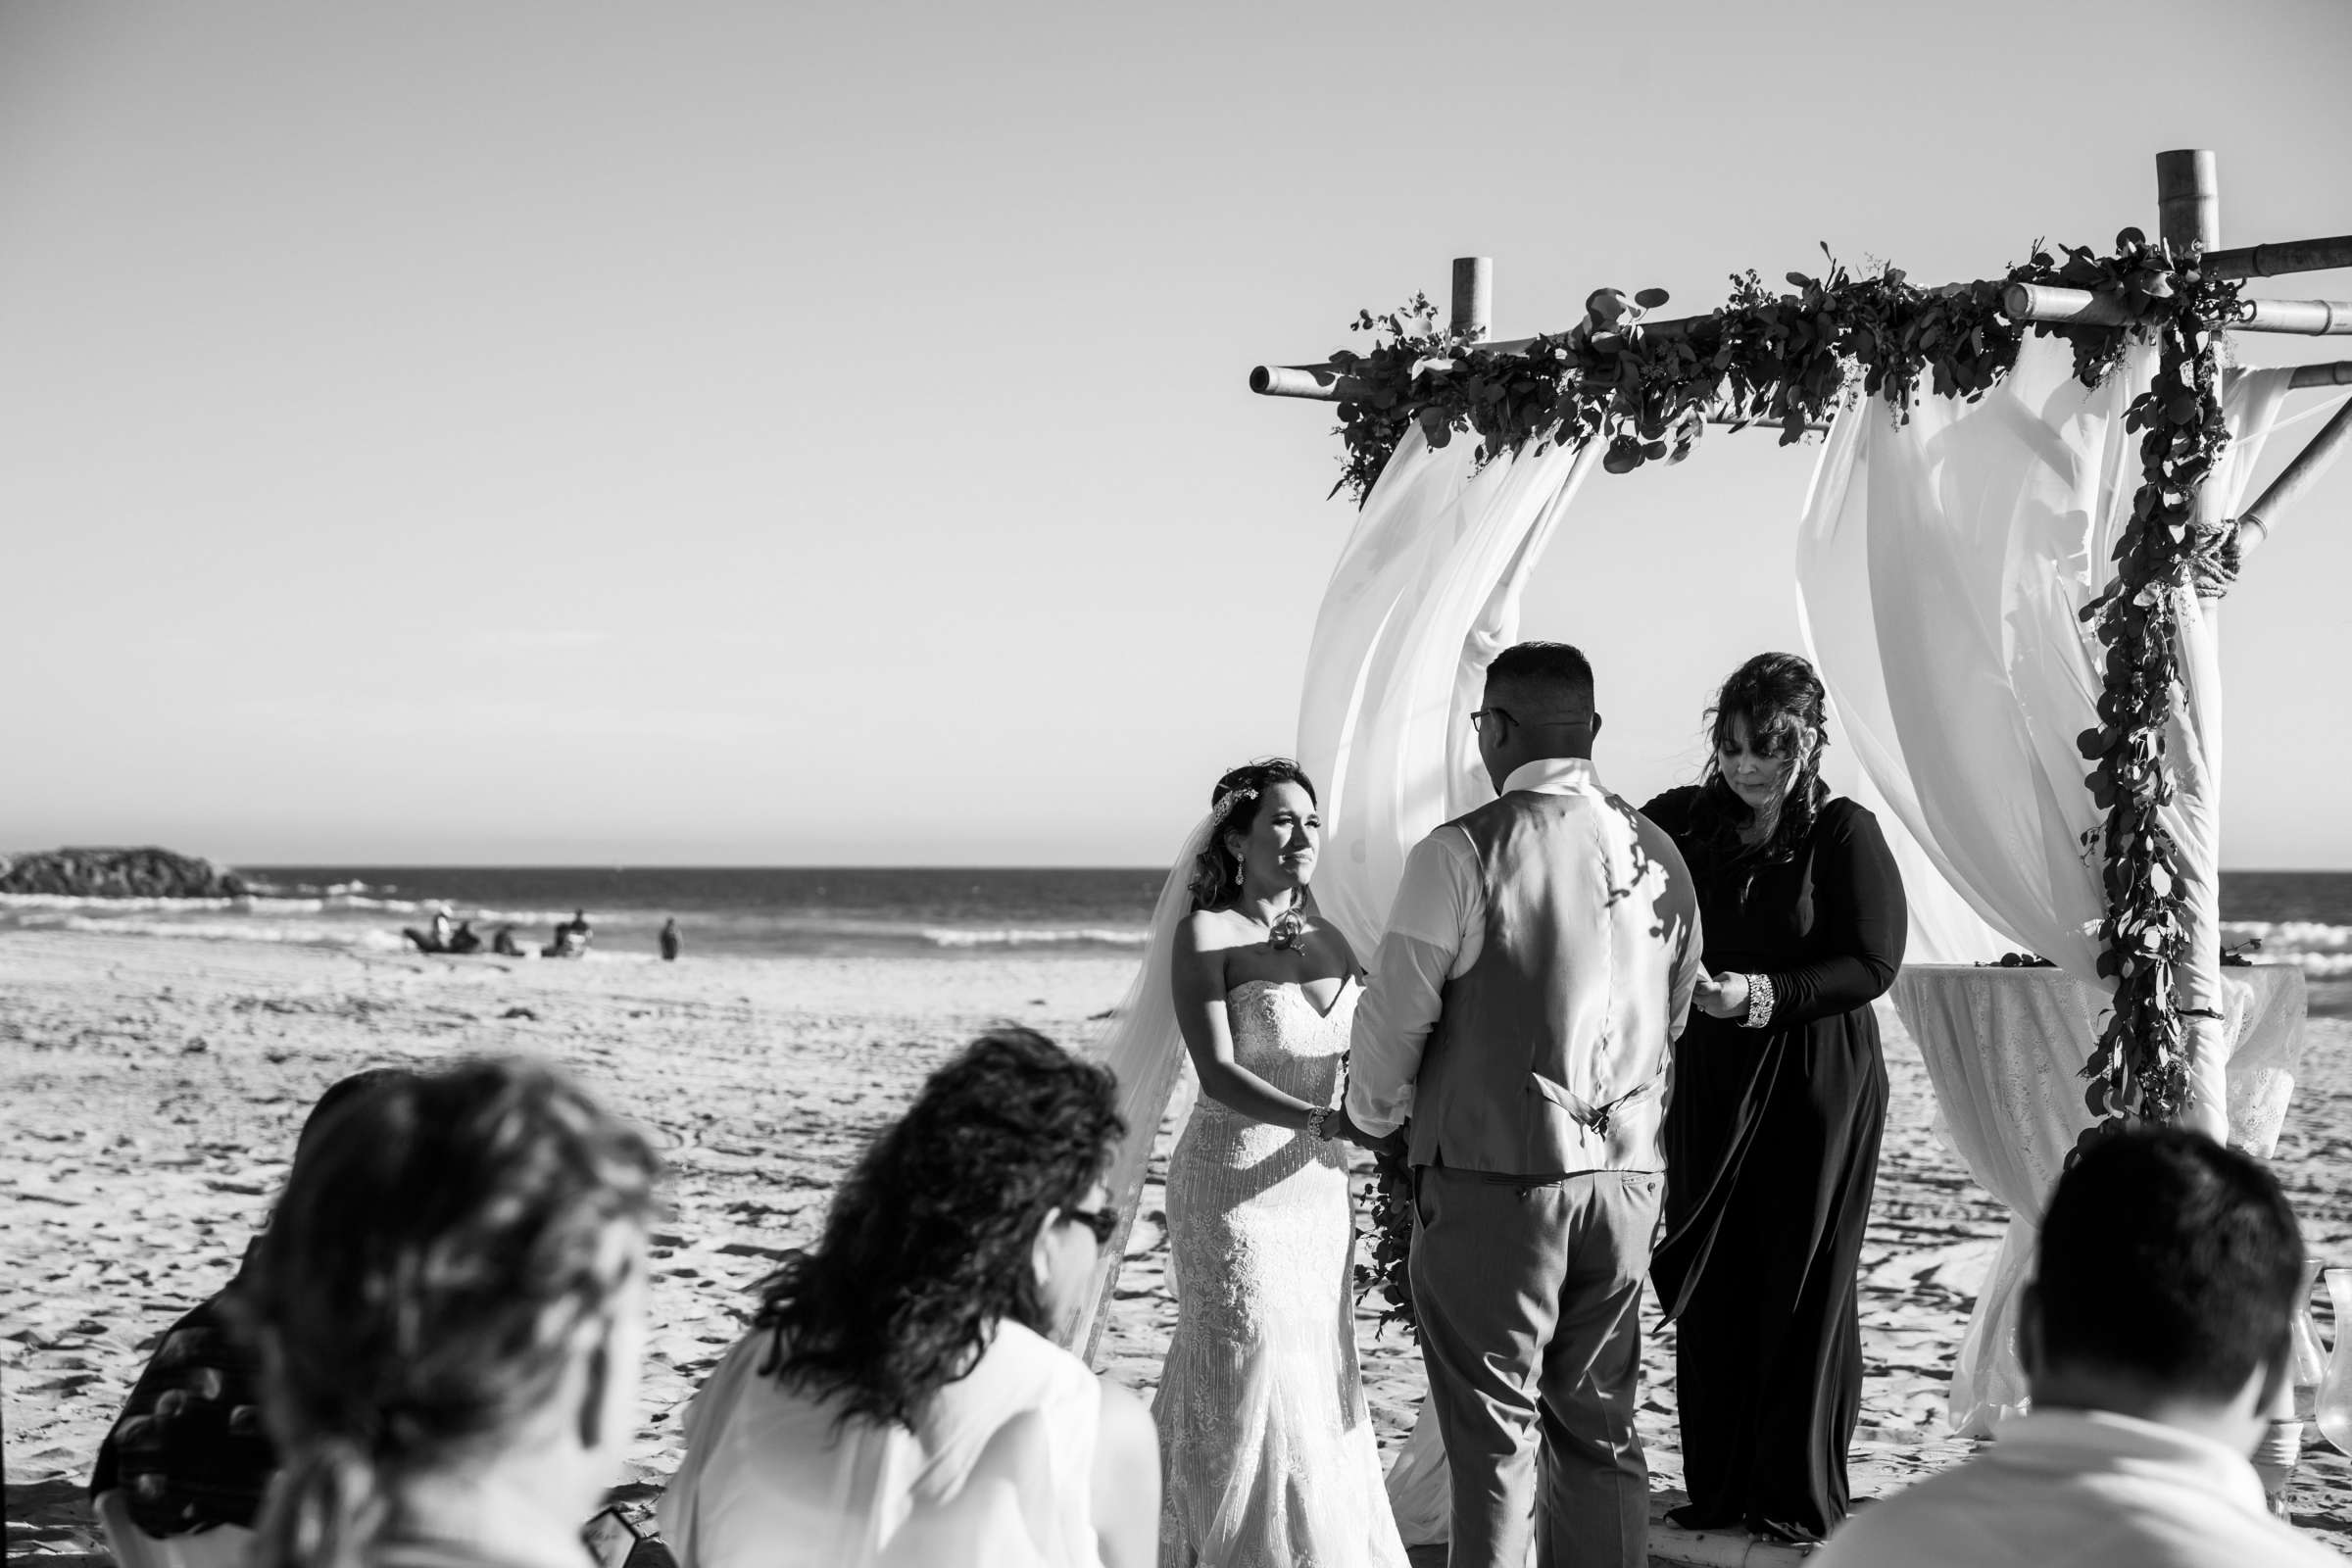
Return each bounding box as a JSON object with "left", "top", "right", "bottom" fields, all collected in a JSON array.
[
  {"left": 1692, "top": 651, "right": 1833, "bottom": 863},
  {"left": 232, "top": 1058, "right": 661, "bottom": 1568},
  {"left": 753, "top": 1027, "right": 1123, "bottom": 1430},
  {"left": 1190, "top": 758, "right": 1318, "bottom": 909}
]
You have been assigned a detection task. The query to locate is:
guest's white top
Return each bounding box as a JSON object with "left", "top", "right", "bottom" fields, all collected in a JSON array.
[
  {"left": 1345, "top": 757, "right": 1702, "bottom": 1148},
  {"left": 1811, "top": 1408, "right": 2339, "bottom": 1567},
  {"left": 658, "top": 1319, "right": 1102, "bottom": 1568}
]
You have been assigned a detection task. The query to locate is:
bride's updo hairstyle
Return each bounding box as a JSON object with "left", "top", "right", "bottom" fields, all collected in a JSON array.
[
  {"left": 1693, "top": 651, "right": 1832, "bottom": 864},
  {"left": 753, "top": 1028, "right": 1122, "bottom": 1431},
  {"left": 1188, "top": 758, "right": 1318, "bottom": 911},
  {"left": 233, "top": 1059, "right": 661, "bottom": 1568}
]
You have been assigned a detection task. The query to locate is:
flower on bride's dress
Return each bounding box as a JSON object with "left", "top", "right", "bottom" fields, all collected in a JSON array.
[{"left": 1267, "top": 906, "right": 1307, "bottom": 953}]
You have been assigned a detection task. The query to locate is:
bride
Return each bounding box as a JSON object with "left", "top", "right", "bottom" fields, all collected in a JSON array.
[{"left": 1152, "top": 759, "right": 1409, "bottom": 1568}]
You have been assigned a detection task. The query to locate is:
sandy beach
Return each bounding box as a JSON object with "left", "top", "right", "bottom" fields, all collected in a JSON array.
[{"left": 9, "top": 928, "right": 2352, "bottom": 1559}]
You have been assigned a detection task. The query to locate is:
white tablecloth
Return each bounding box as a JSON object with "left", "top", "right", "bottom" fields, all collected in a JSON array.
[{"left": 1889, "top": 962, "right": 2309, "bottom": 1435}]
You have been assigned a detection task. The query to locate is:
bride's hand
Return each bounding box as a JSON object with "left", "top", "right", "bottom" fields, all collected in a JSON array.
[{"left": 1693, "top": 971, "right": 1749, "bottom": 1019}]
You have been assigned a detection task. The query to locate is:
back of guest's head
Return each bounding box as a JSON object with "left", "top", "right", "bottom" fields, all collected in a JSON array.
[
  {"left": 235, "top": 1057, "right": 661, "bottom": 1568},
  {"left": 1485, "top": 641, "right": 1595, "bottom": 710},
  {"left": 755, "top": 1027, "right": 1123, "bottom": 1431},
  {"left": 2032, "top": 1129, "right": 2303, "bottom": 1402},
  {"left": 291, "top": 1066, "right": 416, "bottom": 1163}
]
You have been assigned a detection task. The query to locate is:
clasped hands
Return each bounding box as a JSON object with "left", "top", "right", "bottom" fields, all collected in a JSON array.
[{"left": 1319, "top": 1102, "right": 1405, "bottom": 1157}]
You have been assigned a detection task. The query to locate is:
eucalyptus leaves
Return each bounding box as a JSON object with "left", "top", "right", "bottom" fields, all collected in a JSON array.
[{"left": 2075, "top": 235, "right": 2245, "bottom": 1145}]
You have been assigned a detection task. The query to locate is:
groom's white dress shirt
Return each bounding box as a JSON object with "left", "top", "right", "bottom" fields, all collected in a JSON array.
[
  {"left": 1811, "top": 1407, "right": 2338, "bottom": 1567},
  {"left": 1345, "top": 757, "right": 1701, "bottom": 1157}
]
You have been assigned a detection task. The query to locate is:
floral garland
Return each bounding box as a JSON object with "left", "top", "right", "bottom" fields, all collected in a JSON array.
[
  {"left": 2075, "top": 246, "right": 2245, "bottom": 1151},
  {"left": 1326, "top": 232, "right": 2243, "bottom": 1332}
]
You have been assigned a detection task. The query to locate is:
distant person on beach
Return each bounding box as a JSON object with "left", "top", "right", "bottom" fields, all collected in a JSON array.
[
  {"left": 87, "top": 1067, "right": 415, "bottom": 1557},
  {"left": 660, "top": 918, "right": 681, "bottom": 961},
  {"left": 448, "top": 920, "right": 482, "bottom": 956},
  {"left": 660, "top": 1028, "right": 1159, "bottom": 1568},
  {"left": 1813, "top": 1130, "right": 2336, "bottom": 1568},
  {"left": 492, "top": 923, "right": 523, "bottom": 957},
  {"left": 228, "top": 1057, "right": 660, "bottom": 1568},
  {"left": 545, "top": 908, "right": 593, "bottom": 958},
  {"left": 431, "top": 906, "right": 455, "bottom": 947}
]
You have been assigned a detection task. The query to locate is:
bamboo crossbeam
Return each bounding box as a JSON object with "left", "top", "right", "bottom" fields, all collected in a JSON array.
[
  {"left": 2238, "top": 390, "right": 2352, "bottom": 561},
  {"left": 2290, "top": 360, "right": 2352, "bottom": 389},
  {"left": 2207, "top": 235, "right": 2352, "bottom": 280},
  {"left": 1245, "top": 362, "right": 1824, "bottom": 431},
  {"left": 2003, "top": 281, "right": 2352, "bottom": 335}
]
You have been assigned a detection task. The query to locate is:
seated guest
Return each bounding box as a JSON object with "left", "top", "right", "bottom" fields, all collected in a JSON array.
[
  {"left": 659, "top": 1028, "right": 1159, "bottom": 1568},
  {"left": 1813, "top": 1129, "right": 2337, "bottom": 1567},
  {"left": 492, "top": 924, "right": 524, "bottom": 957},
  {"left": 229, "top": 1057, "right": 661, "bottom": 1568},
  {"left": 88, "top": 1067, "right": 415, "bottom": 1555}
]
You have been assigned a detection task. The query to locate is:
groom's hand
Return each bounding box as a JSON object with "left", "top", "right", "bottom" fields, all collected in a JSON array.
[{"left": 1331, "top": 1106, "right": 1404, "bottom": 1156}]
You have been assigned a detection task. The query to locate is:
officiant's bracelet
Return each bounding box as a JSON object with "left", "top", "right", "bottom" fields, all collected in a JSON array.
[{"left": 1741, "top": 973, "right": 1776, "bottom": 1030}]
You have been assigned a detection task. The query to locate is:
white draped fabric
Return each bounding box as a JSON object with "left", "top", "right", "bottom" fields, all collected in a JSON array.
[
  {"left": 1298, "top": 427, "right": 1593, "bottom": 960},
  {"left": 1889, "top": 963, "right": 2308, "bottom": 1433},
  {"left": 1795, "top": 339, "right": 2303, "bottom": 1432}
]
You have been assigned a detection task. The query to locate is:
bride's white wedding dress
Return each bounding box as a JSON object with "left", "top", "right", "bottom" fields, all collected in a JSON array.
[{"left": 1152, "top": 978, "right": 1409, "bottom": 1568}]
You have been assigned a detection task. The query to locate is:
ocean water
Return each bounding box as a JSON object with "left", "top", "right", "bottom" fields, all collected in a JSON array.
[{"left": 3, "top": 865, "right": 2348, "bottom": 1014}]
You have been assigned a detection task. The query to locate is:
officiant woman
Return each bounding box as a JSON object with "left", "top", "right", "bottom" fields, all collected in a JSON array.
[{"left": 1643, "top": 652, "right": 1906, "bottom": 1544}]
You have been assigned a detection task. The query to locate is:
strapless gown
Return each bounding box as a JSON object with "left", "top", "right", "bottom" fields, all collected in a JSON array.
[{"left": 1152, "top": 979, "right": 1408, "bottom": 1568}]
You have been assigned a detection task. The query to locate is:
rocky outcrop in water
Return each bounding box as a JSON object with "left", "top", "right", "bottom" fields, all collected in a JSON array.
[{"left": 0, "top": 847, "right": 251, "bottom": 899}]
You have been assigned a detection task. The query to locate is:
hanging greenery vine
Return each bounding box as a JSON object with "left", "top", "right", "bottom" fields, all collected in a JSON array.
[
  {"left": 1327, "top": 232, "right": 2244, "bottom": 1334},
  {"left": 2075, "top": 245, "right": 2245, "bottom": 1152}
]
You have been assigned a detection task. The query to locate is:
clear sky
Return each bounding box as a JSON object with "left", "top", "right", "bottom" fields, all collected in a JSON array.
[{"left": 3, "top": 1, "right": 2348, "bottom": 868}]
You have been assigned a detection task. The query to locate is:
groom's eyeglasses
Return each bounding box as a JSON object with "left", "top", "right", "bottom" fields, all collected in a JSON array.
[
  {"left": 1063, "top": 1206, "right": 1119, "bottom": 1246},
  {"left": 1471, "top": 707, "right": 1592, "bottom": 735}
]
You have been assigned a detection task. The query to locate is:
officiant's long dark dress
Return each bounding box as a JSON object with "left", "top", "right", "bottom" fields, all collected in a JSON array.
[{"left": 1642, "top": 786, "right": 1906, "bottom": 1542}]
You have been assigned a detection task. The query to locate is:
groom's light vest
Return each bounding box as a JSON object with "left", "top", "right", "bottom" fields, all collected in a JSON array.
[{"left": 1408, "top": 787, "right": 1698, "bottom": 1178}]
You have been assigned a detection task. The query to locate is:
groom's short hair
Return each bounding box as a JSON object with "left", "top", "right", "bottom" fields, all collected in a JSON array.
[
  {"left": 2034, "top": 1129, "right": 2301, "bottom": 1400},
  {"left": 1486, "top": 642, "right": 1594, "bottom": 710}
]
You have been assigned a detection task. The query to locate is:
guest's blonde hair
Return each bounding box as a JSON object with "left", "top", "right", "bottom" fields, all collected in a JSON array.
[{"left": 230, "top": 1058, "right": 659, "bottom": 1568}]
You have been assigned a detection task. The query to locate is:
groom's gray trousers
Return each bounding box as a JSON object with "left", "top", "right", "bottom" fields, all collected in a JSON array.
[{"left": 1411, "top": 1162, "right": 1660, "bottom": 1568}]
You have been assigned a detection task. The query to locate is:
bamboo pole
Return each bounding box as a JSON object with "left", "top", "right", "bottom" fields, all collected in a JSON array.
[
  {"left": 2155, "top": 148, "right": 2232, "bottom": 1146},
  {"left": 2207, "top": 234, "right": 2352, "bottom": 280},
  {"left": 2290, "top": 361, "right": 2352, "bottom": 389},
  {"left": 2002, "top": 281, "right": 2352, "bottom": 335},
  {"left": 2237, "top": 391, "right": 2352, "bottom": 561},
  {"left": 1452, "top": 257, "right": 1493, "bottom": 341},
  {"left": 1245, "top": 364, "right": 1825, "bottom": 431},
  {"left": 2158, "top": 149, "right": 2222, "bottom": 255}
]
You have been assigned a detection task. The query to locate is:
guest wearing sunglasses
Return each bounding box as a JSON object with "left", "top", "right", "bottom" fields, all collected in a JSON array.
[{"left": 661, "top": 1028, "right": 1158, "bottom": 1568}]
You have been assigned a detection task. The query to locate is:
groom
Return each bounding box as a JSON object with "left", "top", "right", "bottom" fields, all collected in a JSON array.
[{"left": 1348, "top": 641, "right": 1703, "bottom": 1568}]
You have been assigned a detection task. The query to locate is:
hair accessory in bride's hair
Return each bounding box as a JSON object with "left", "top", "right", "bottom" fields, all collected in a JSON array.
[{"left": 1207, "top": 785, "right": 1258, "bottom": 829}]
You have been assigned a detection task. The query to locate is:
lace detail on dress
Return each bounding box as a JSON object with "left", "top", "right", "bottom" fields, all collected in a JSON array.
[{"left": 1152, "top": 981, "right": 1408, "bottom": 1568}]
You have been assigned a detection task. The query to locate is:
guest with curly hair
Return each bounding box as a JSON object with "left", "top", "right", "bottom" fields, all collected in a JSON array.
[
  {"left": 659, "top": 1027, "right": 1158, "bottom": 1568},
  {"left": 227, "top": 1058, "right": 662, "bottom": 1568},
  {"left": 1643, "top": 651, "right": 1907, "bottom": 1544}
]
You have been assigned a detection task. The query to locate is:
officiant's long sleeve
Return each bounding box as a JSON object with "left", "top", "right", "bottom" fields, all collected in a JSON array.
[{"left": 1345, "top": 758, "right": 1705, "bottom": 1147}]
